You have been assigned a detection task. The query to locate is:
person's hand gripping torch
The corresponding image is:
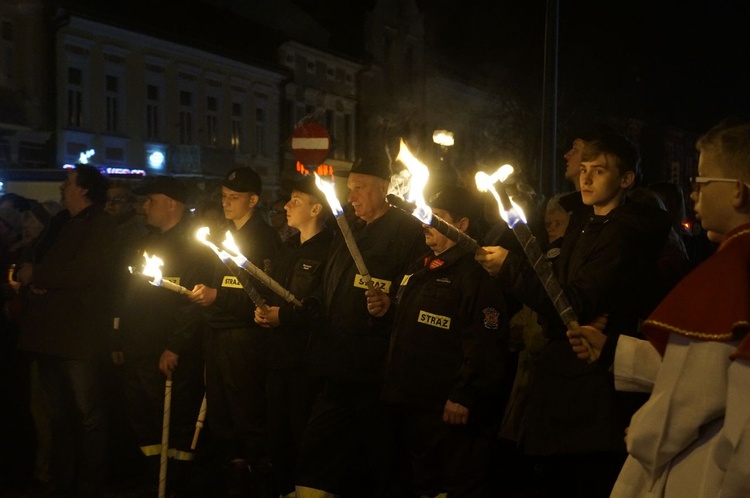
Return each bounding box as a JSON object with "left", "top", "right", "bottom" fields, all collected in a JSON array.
[
  {"left": 130, "top": 252, "right": 193, "bottom": 296},
  {"left": 475, "top": 166, "right": 598, "bottom": 363},
  {"left": 195, "top": 227, "right": 268, "bottom": 313}
]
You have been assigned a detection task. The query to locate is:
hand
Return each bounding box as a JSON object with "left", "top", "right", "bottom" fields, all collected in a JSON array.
[
  {"left": 111, "top": 351, "right": 124, "bottom": 365},
  {"left": 566, "top": 315, "right": 608, "bottom": 361},
  {"left": 443, "top": 400, "right": 469, "bottom": 425},
  {"left": 365, "top": 287, "right": 390, "bottom": 317},
  {"left": 16, "top": 263, "right": 33, "bottom": 286},
  {"left": 159, "top": 349, "right": 179, "bottom": 377},
  {"left": 190, "top": 284, "right": 217, "bottom": 306},
  {"left": 474, "top": 246, "right": 509, "bottom": 276},
  {"left": 255, "top": 306, "right": 280, "bottom": 328}
]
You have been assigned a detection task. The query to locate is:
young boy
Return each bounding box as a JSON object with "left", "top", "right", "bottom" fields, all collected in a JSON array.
[
  {"left": 567, "top": 119, "right": 750, "bottom": 497},
  {"left": 476, "top": 132, "right": 672, "bottom": 496}
]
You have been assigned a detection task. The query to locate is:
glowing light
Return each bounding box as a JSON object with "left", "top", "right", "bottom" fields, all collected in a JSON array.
[
  {"left": 394, "top": 139, "right": 432, "bottom": 224},
  {"left": 475, "top": 165, "right": 526, "bottom": 228},
  {"left": 78, "top": 149, "right": 96, "bottom": 164},
  {"left": 432, "top": 130, "right": 455, "bottom": 147},
  {"left": 314, "top": 173, "right": 343, "bottom": 216},
  {"left": 148, "top": 151, "right": 165, "bottom": 169}
]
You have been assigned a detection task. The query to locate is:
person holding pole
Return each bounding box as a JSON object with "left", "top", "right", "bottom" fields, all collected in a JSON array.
[
  {"left": 253, "top": 173, "right": 334, "bottom": 498},
  {"left": 475, "top": 132, "right": 673, "bottom": 498},
  {"left": 190, "top": 167, "right": 281, "bottom": 498},
  {"left": 566, "top": 119, "right": 750, "bottom": 497},
  {"left": 294, "top": 151, "right": 427, "bottom": 498},
  {"left": 112, "top": 176, "right": 211, "bottom": 497}
]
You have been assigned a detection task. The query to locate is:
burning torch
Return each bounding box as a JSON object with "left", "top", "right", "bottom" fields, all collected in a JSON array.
[
  {"left": 195, "top": 227, "right": 268, "bottom": 313},
  {"left": 314, "top": 173, "right": 375, "bottom": 290},
  {"left": 130, "top": 252, "right": 193, "bottom": 296},
  {"left": 385, "top": 138, "right": 485, "bottom": 255},
  {"left": 220, "top": 231, "right": 303, "bottom": 307},
  {"left": 475, "top": 166, "right": 597, "bottom": 362}
]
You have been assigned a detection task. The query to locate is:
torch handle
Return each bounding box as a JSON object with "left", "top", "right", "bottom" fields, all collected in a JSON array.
[
  {"left": 235, "top": 260, "right": 303, "bottom": 307},
  {"left": 226, "top": 261, "right": 268, "bottom": 313},
  {"left": 430, "top": 215, "right": 487, "bottom": 255},
  {"left": 334, "top": 215, "right": 375, "bottom": 291}
]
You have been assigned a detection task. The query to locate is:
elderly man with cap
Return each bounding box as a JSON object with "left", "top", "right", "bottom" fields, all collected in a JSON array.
[
  {"left": 253, "top": 173, "right": 334, "bottom": 498},
  {"left": 294, "top": 152, "right": 427, "bottom": 498},
  {"left": 374, "top": 186, "right": 515, "bottom": 498},
  {"left": 112, "top": 175, "right": 212, "bottom": 496},
  {"left": 190, "top": 166, "right": 281, "bottom": 498}
]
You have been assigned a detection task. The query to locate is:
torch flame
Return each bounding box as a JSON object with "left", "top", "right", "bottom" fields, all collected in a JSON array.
[
  {"left": 314, "top": 173, "right": 344, "bottom": 216},
  {"left": 221, "top": 231, "right": 249, "bottom": 267},
  {"left": 474, "top": 165, "right": 527, "bottom": 228},
  {"left": 141, "top": 251, "right": 165, "bottom": 286},
  {"left": 196, "top": 227, "right": 231, "bottom": 263},
  {"left": 394, "top": 138, "right": 433, "bottom": 224}
]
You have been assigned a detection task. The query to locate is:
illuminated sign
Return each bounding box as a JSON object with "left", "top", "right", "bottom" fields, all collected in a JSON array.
[{"left": 296, "top": 161, "right": 334, "bottom": 177}]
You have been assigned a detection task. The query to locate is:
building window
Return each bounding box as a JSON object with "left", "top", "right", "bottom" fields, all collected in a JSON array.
[
  {"left": 255, "top": 106, "right": 267, "bottom": 156},
  {"left": 231, "top": 102, "right": 242, "bottom": 151},
  {"left": 326, "top": 66, "right": 335, "bottom": 81},
  {"left": 1, "top": 21, "right": 12, "bottom": 83},
  {"left": 306, "top": 59, "right": 315, "bottom": 75},
  {"left": 146, "top": 84, "right": 160, "bottom": 140},
  {"left": 206, "top": 96, "right": 218, "bottom": 147},
  {"left": 105, "top": 75, "right": 120, "bottom": 133},
  {"left": 67, "top": 67, "right": 84, "bottom": 128},
  {"left": 179, "top": 90, "right": 193, "bottom": 144}
]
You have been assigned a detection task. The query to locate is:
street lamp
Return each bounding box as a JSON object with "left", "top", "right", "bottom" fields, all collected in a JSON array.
[{"left": 431, "top": 130, "right": 456, "bottom": 197}]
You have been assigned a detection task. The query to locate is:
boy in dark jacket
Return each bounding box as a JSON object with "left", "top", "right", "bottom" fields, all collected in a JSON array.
[{"left": 476, "top": 132, "right": 672, "bottom": 498}]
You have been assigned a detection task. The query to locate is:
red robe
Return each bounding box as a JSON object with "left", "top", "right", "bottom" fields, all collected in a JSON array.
[{"left": 642, "top": 224, "right": 750, "bottom": 356}]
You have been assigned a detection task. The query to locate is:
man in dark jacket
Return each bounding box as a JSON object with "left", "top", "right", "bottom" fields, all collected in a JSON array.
[
  {"left": 190, "top": 167, "right": 281, "bottom": 498},
  {"left": 376, "top": 186, "right": 514, "bottom": 497},
  {"left": 112, "top": 176, "right": 212, "bottom": 496},
  {"left": 16, "top": 164, "right": 117, "bottom": 498},
  {"left": 295, "top": 153, "right": 427, "bottom": 498},
  {"left": 476, "top": 132, "right": 672, "bottom": 498}
]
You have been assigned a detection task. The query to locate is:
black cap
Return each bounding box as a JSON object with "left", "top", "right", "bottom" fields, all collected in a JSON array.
[
  {"left": 223, "top": 167, "right": 262, "bottom": 194},
  {"left": 133, "top": 176, "right": 188, "bottom": 204},
  {"left": 335, "top": 152, "right": 393, "bottom": 181},
  {"left": 428, "top": 187, "right": 480, "bottom": 222},
  {"left": 283, "top": 174, "right": 322, "bottom": 202}
]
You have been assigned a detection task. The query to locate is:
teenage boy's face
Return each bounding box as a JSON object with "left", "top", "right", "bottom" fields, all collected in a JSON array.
[
  {"left": 285, "top": 190, "right": 319, "bottom": 230},
  {"left": 221, "top": 186, "right": 256, "bottom": 222},
  {"left": 579, "top": 153, "right": 633, "bottom": 215}
]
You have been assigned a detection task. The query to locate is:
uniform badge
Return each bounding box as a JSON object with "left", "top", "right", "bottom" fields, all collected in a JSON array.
[
  {"left": 429, "top": 258, "right": 444, "bottom": 270},
  {"left": 546, "top": 248, "right": 561, "bottom": 259},
  {"left": 482, "top": 307, "right": 500, "bottom": 329}
]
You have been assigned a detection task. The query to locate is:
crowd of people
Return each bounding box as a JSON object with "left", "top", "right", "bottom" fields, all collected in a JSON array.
[{"left": 0, "top": 117, "right": 746, "bottom": 498}]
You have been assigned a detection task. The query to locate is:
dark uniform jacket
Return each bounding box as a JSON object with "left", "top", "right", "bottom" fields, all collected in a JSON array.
[
  {"left": 18, "top": 205, "right": 117, "bottom": 360},
  {"left": 269, "top": 228, "right": 334, "bottom": 369},
  {"left": 381, "top": 245, "right": 511, "bottom": 422},
  {"left": 116, "top": 215, "right": 213, "bottom": 357},
  {"left": 203, "top": 213, "right": 281, "bottom": 330},
  {"left": 309, "top": 207, "right": 426, "bottom": 383},
  {"left": 497, "top": 195, "right": 671, "bottom": 455}
]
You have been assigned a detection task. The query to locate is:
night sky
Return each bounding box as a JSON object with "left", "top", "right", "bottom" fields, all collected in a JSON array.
[{"left": 295, "top": 0, "right": 750, "bottom": 135}]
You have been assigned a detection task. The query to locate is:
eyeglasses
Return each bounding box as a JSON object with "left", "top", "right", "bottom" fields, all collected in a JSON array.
[
  {"left": 105, "top": 196, "right": 128, "bottom": 204},
  {"left": 690, "top": 176, "right": 750, "bottom": 192}
]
